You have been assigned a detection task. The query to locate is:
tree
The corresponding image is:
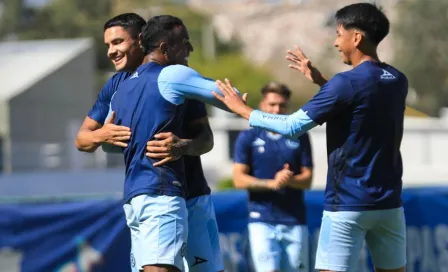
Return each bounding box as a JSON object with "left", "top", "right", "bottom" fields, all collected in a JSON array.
[
  {"left": 0, "top": 0, "right": 24, "bottom": 39},
  {"left": 14, "top": 0, "right": 273, "bottom": 103},
  {"left": 393, "top": 0, "right": 448, "bottom": 116}
]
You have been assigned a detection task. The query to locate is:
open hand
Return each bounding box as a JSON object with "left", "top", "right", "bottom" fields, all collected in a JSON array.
[
  {"left": 286, "top": 46, "right": 327, "bottom": 86},
  {"left": 100, "top": 111, "right": 131, "bottom": 148},
  {"left": 213, "top": 79, "right": 251, "bottom": 119},
  {"left": 146, "top": 132, "right": 185, "bottom": 167}
]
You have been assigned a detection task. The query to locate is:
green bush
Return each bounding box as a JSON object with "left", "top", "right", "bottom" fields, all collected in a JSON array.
[
  {"left": 190, "top": 52, "right": 271, "bottom": 108},
  {"left": 216, "top": 177, "right": 235, "bottom": 191}
]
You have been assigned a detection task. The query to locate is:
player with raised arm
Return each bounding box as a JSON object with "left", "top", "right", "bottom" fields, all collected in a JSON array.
[
  {"left": 108, "top": 15, "right": 247, "bottom": 272},
  {"left": 213, "top": 3, "right": 407, "bottom": 272},
  {"left": 75, "top": 14, "right": 222, "bottom": 272},
  {"left": 233, "top": 82, "right": 313, "bottom": 272}
]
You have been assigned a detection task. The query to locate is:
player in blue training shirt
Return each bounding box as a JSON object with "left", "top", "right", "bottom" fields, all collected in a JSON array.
[
  {"left": 233, "top": 82, "right": 313, "bottom": 272},
  {"left": 213, "top": 3, "right": 407, "bottom": 272},
  {"left": 108, "top": 15, "right": 236, "bottom": 272},
  {"left": 75, "top": 13, "right": 145, "bottom": 152},
  {"left": 75, "top": 14, "right": 223, "bottom": 272}
]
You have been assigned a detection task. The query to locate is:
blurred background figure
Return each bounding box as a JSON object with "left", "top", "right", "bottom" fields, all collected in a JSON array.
[{"left": 233, "top": 82, "right": 313, "bottom": 272}]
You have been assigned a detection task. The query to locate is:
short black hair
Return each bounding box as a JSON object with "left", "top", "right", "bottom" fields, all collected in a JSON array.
[
  {"left": 141, "top": 15, "right": 185, "bottom": 55},
  {"left": 261, "top": 82, "right": 291, "bottom": 100},
  {"left": 103, "top": 13, "right": 146, "bottom": 39},
  {"left": 335, "top": 3, "right": 389, "bottom": 45}
]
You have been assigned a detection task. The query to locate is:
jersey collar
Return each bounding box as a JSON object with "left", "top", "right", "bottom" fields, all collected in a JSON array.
[{"left": 136, "top": 62, "right": 163, "bottom": 74}]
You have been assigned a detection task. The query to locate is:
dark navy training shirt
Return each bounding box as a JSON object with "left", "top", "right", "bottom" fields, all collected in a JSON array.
[
  {"left": 182, "top": 99, "right": 211, "bottom": 199},
  {"left": 234, "top": 128, "right": 313, "bottom": 225},
  {"left": 248, "top": 61, "right": 407, "bottom": 212}
]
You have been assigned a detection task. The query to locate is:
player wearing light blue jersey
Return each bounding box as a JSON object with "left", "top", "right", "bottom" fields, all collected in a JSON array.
[{"left": 213, "top": 3, "right": 407, "bottom": 272}]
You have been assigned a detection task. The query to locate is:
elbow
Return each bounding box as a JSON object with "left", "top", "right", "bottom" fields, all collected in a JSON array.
[
  {"left": 199, "top": 127, "right": 214, "bottom": 154},
  {"left": 74, "top": 139, "right": 96, "bottom": 153},
  {"left": 303, "top": 173, "right": 313, "bottom": 189},
  {"left": 303, "top": 180, "right": 312, "bottom": 189},
  {"left": 204, "top": 137, "right": 214, "bottom": 153}
]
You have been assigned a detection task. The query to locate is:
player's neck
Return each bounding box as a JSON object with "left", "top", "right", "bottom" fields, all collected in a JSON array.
[
  {"left": 142, "top": 53, "right": 167, "bottom": 66},
  {"left": 351, "top": 47, "right": 380, "bottom": 68}
]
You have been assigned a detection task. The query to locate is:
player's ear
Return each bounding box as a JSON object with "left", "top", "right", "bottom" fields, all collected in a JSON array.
[
  {"left": 138, "top": 33, "right": 143, "bottom": 49},
  {"left": 159, "top": 42, "right": 168, "bottom": 55},
  {"left": 353, "top": 30, "right": 363, "bottom": 47}
]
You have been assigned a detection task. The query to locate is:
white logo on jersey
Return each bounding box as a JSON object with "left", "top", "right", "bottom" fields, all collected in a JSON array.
[
  {"left": 286, "top": 139, "right": 300, "bottom": 149},
  {"left": 258, "top": 146, "right": 265, "bottom": 153},
  {"left": 380, "top": 69, "right": 396, "bottom": 80},
  {"left": 130, "top": 72, "right": 139, "bottom": 79},
  {"left": 249, "top": 212, "right": 261, "bottom": 218},
  {"left": 252, "top": 138, "right": 265, "bottom": 146}
]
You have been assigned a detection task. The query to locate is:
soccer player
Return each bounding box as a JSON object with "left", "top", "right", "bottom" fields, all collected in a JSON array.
[
  {"left": 75, "top": 13, "right": 145, "bottom": 152},
  {"left": 233, "top": 82, "right": 313, "bottom": 272},
  {"left": 75, "top": 14, "right": 223, "bottom": 272},
  {"left": 108, "top": 15, "right": 244, "bottom": 272},
  {"left": 213, "top": 3, "right": 407, "bottom": 272}
]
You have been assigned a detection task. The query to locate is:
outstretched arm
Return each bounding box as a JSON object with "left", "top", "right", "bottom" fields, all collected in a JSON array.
[
  {"left": 214, "top": 75, "right": 352, "bottom": 139},
  {"left": 249, "top": 109, "right": 317, "bottom": 138},
  {"left": 158, "top": 65, "right": 244, "bottom": 111}
]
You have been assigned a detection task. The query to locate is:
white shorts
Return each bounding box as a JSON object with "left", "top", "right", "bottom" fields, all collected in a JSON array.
[
  {"left": 123, "top": 194, "right": 188, "bottom": 271},
  {"left": 315, "top": 207, "right": 407, "bottom": 271},
  {"left": 184, "top": 194, "right": 224, "bottom": 272},
  {"left": 248, "top": 222, "right": 309, "bottom": 272}
]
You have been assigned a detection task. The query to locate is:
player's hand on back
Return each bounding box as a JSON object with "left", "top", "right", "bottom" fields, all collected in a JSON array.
[
  {"left": 99, "top": 111, "right": 131, "bottom": 148},
  {"left": 286, "top": 46, "right": 327, "bottom": 87},
  {"left": 146, "top": 132, "right": 185, "bottom": 167},
  {"left": 269, "top": 164, "right": 293, "bottom": 190}
]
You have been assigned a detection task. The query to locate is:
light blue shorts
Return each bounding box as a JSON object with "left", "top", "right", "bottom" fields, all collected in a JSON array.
[
  {"left": 123, "top": 194, "right": 188, "bottom": 271},
  {"left": 315, "top": 207, "right": 407, "bottom": 272},
  {"left": 248, "top": 222, "right": 309, "bottom": 272},
  {"left": 184, "top": 194, "right": 224, "bottom": 272}
]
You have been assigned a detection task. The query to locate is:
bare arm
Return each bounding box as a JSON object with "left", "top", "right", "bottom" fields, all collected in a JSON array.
[
  {"left": 75, "top": 117, "right": 105, "bottom": 153},
  {"left": 286, "top": 166, "right": 313, "bottom": 189},
  {"left": 75, "top": 113, "right": 131, "bottom": 153},
  {"left": 146, "top": 98, "right": 214, "bottom": 166},
  {"left": 145, "top": 117, "right": 214, "bottom": 166},
  {"left": 179, "top": 116, "right": 214, "bottom": 156},
  {"left": 233, "top": 163, "right": 292, "bottom": 191},
  {"left": 233, "top": 163, "right": 275, "bottom": 191}
]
